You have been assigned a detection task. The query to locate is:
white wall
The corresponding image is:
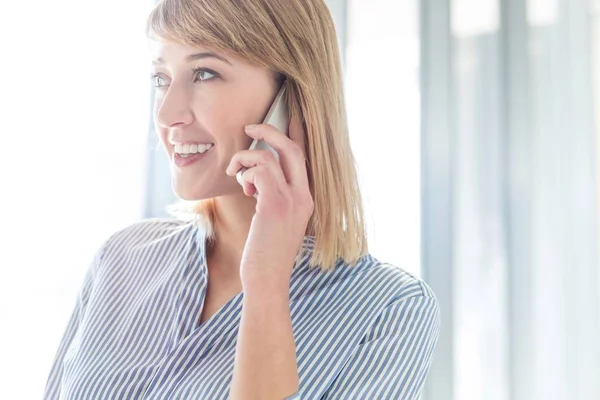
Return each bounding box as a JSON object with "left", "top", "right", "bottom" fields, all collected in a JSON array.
[{"left": 0, "top": 1, "right": 154, "bottom": 397}]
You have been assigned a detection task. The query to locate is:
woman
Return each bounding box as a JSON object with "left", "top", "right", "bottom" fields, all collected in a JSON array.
[{"left": 43, "top": 0, "right": 440, "bottom": 399}]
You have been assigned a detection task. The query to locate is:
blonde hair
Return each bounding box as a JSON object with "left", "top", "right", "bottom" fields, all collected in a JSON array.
[{"left": 146, "top": 0, "right": 368, "bottom": 272}]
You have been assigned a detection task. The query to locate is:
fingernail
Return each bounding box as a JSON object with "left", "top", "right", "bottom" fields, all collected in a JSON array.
[{"left": 245, "top": 124, "right": 257, "bottom": 131}]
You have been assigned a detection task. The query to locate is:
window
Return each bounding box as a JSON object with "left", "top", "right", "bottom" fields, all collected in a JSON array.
[
  {"left": 345, "top": 0, "right": 421, "bottom": 275},
  {"left": 0, "top": 1, "right": 154, "bottom": 398}
]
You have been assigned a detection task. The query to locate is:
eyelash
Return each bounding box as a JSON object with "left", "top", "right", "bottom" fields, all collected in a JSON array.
[
  {"left": 191, "top": 67, "right": 220, "bottom": 82},
  {"left": 150, "top": 67, "right": 220, "bottom": 88}
]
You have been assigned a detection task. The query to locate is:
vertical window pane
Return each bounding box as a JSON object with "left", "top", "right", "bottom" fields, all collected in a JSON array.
[
  {"left": 451, "top": 0, "right": 507, "bottom": 398},
  {"left": 0, "top": 1, "right": 153, "bottom": 398},
  {"left": 452, "top": 0, "right": 500, "bottom": 37},
  {"left": 593, "top": 0, "right": 600, "bottom": 307},
  {"left": 527, "top": 0, "right": 559, "bottom": 26},
  {"left": 346, "top": 0, "right": 421, "bottom": 275}
]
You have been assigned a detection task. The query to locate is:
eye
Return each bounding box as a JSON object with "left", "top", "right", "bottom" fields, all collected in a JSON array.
[
  {"left": 149, "top": 68, "right": 219, "bottom": 89},
  {"left": 192, "top": 67, "right": 219, "bottom": 83},
  {"left": 150, "top": 73, "right": 167, "bottom": 88}
]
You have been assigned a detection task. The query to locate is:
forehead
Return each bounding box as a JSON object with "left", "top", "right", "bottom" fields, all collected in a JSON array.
[{"left": 148, "top": 39, "right": 233, "bottom": 66}]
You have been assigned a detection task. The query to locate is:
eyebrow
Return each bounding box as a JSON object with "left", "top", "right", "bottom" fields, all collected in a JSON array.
[{"left": 152, "top": 52, "right": 232, "bottom": 66}]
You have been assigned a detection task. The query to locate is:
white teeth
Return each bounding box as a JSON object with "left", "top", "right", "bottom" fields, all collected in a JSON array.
[{"left": 174, "top": 143, "right": 214, "bottom": 155}]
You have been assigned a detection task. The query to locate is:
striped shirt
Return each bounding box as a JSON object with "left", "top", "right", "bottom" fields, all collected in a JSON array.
[{"left": 43, "top": 217, "right": 441, "bottom": 399}]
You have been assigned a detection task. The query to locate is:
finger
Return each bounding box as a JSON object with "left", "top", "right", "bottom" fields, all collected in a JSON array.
[
  {"left": 239, "top": 175, "right": 257, "bottom": 197},
  {"left": 239, "top": 164, "right": 288, "bottom": 203},
  {"left": 226, "top": 149, "right": 288, "bottom": 190},
  {"left": 244, "top": 120, "right": 309, "bottom": 189}
]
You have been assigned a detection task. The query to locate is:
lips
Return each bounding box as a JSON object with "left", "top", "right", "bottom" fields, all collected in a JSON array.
[{"left": 173, "top": 144, "right": 214, "bottom": 167}]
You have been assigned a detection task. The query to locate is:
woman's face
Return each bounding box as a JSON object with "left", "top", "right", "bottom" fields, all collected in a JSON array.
[{"left": 149, "top": 39, "right": 280, "bottom": 200}]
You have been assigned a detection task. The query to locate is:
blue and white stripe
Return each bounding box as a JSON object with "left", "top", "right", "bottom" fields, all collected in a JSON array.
[{"left": 44, "top": 218, "right": 440, "bottom": 399}]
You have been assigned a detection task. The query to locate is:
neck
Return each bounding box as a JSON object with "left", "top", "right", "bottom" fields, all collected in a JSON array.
[{"left": 205, "top": 192, "right": 257, "bottom": 276}]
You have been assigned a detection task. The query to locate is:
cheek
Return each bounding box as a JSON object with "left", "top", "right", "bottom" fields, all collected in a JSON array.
[
  {"left": 199, "top": 101, "right": 252, "bottom": 147},
  {"left": 156, "top": 126, "right": 168, "bottom": 148}
]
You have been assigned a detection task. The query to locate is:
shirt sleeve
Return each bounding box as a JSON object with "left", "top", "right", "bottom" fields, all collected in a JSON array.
[
  {"left": 42, "top": 240, "right": 108, "bottom": 400},
  {"left": 319, "top": 291, "right": 441, "bottom": 400}
]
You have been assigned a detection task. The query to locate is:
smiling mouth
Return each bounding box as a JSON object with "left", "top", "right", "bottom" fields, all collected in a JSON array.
[
  {"left": 172, "top": 144, "right": 215, "bottom": 167},
  {"left": 173, "top": 143, "right": 215, "bottom": 157}
]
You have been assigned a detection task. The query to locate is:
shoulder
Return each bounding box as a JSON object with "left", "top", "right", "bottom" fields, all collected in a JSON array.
[
  {"left": 99, "top": 217, "right": 195, "bottom": 260},
  {"left": 355, "top": 256, "right": 441, "bottom": 341},
  {"left": 349, "top": 253, "right": 438, "bottom": 308},
  {"left": 308, "top": 253, "right": 440, "bottom": 331},
  {"left": 348, "top": 254, "right": 441, "bottom": 333}
]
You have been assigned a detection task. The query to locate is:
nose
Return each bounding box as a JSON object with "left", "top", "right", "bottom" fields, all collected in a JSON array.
[{"left": 154, "top": 84, "right": 194, "bottom": 129}]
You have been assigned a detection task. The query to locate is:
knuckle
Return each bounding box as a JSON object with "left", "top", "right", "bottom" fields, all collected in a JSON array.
[
  {"left": 261, "top": 151, "right": 276, "bottom": 163},
  {"left": 241, "top": 169, "right": 252, "bottom": 182},
  {"left": 253, "top": 164, "right": 268, "bottom": 181}
]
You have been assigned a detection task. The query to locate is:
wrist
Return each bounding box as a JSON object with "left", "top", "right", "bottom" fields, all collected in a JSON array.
[{"left": 242, "top": 276, "right": 290, "bottom": 298}]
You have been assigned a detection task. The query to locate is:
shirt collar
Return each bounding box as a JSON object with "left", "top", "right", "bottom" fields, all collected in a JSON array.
[{"left": 189, "top": 219, "right": 317, "bottom": 271}]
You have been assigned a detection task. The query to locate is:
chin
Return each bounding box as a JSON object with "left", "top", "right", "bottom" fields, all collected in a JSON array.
[
  {"left": 172, "top": 185, "right": 211, "bottom": 201},
  {"left": 176, "top": 192, "right": 211, "bottom": 201},
  {"left": 173, "top": 187, "right": 232, "bottom": 201}
]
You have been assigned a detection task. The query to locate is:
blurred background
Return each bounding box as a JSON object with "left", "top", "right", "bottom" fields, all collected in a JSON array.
[{"left": 0, "top": 0, "right": 598, "bottom": 399}]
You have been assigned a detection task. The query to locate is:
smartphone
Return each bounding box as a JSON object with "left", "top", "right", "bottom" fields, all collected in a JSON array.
[{"left": 236, "top": 80, "right": 290, "bottom": 196}]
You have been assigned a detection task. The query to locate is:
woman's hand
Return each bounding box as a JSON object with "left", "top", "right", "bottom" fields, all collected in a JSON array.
[{"left": 225, "top": 116, "right": 314, "bottom": 289}]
